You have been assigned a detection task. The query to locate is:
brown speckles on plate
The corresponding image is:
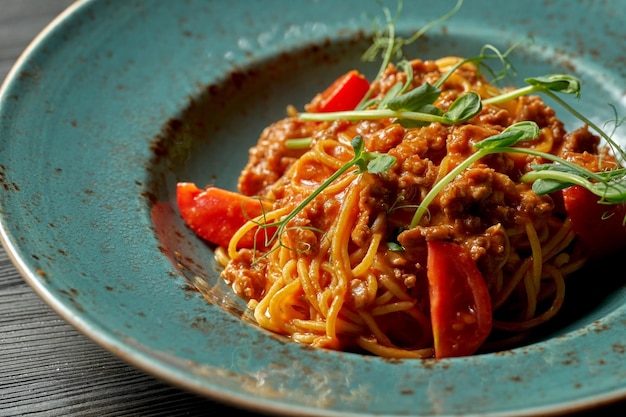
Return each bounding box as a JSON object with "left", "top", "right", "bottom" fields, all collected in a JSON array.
[
  {"left": 58, "top": 287, "right": 84, "bottom": 313},
  {"left": 0, "top": 167, "right": 20, "bottom": 192}
]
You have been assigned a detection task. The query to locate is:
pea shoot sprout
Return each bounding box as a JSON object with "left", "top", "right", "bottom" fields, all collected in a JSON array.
[
  {"left": 274, "top": 0, "right": 626, "bottom": 253},
  {"left": 252, "top": 137, "right": 395, "bottom": 257}
]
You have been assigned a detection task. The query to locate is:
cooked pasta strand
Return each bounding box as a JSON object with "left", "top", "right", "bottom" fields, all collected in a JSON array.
[{"left": 210, "top": 53, "right": 613, "bottom": 360}]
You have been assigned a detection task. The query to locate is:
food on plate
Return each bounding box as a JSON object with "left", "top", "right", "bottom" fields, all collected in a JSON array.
[{"left": 176, "top": 6, "right": 626, "bottom": 359}]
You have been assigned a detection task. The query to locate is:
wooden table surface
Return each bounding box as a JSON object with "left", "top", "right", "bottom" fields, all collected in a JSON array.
[{"left": 0, "top": 1, "right": 624, "bottom": 416}]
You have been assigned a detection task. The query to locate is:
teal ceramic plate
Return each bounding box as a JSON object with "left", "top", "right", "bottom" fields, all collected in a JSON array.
[{"left": 1, "top": 1, "right": 625, "bottom": 415}]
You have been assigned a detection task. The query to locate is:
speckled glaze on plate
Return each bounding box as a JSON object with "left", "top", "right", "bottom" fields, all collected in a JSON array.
[{"left": 0, "top": 1, "right": 624, "bottom": 416}]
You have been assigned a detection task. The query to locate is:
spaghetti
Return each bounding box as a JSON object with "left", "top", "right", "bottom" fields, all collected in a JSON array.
[{"left": 201, "top": 57, "right": 618, "bottom": 358}]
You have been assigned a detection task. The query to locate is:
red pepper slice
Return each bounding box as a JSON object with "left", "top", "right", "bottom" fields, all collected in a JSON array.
[
  {"left": 176, "top": 182, "right": 273, "bottom": 249},
  {"left": 427, "top": 240, "right": 493, "bottom": 358},
  {"left": 310, "top": 70, "right": 370, "bottom": 113},
  {"left": 562, "top": 185, "right": 626, "bottom": 259}
]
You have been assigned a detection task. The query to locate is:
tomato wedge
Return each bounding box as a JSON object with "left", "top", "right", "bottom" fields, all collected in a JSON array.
[
  {"left": 562, "top": 185, "right": 626, "bottom": 259},
  {"left": 176, "top": 182, "right": 273, "bottom": 249},
  {"left": 426, "top": 240, "right": 493, "bottom": 358},
  {"left": 309, "top": 70, "right": 370, "bottom": 113}
]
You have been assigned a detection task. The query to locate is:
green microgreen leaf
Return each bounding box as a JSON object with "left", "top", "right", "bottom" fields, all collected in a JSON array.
[
  {"left": 352, "top": 135, "right": 365, "bottom": 156},
  {"left": 352, "top": 135, "right": 397, "bottom": 173},
  {"left": 521, "top": 168, "right": 626, "bottom": 204},
  {"left": 475, "top": 121, "right": 540, "bottom": 149},
  {"left": 442, "top": 92, "right": 482, "bottom": 123},
  {"left": 482, "top": 74, "right": 581, "bottom": 105},
  {"left": 366, "top": 152, "right": 396, "bottom": 173},
  {"left": 531, "top": 178, "right": 569, "bottom": 195},
  {"left": 386, "top": 82, "right": 441, "bottom": 111},
  {"left": 525, "top": 74, "right": 581, "bottom": 97}
]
